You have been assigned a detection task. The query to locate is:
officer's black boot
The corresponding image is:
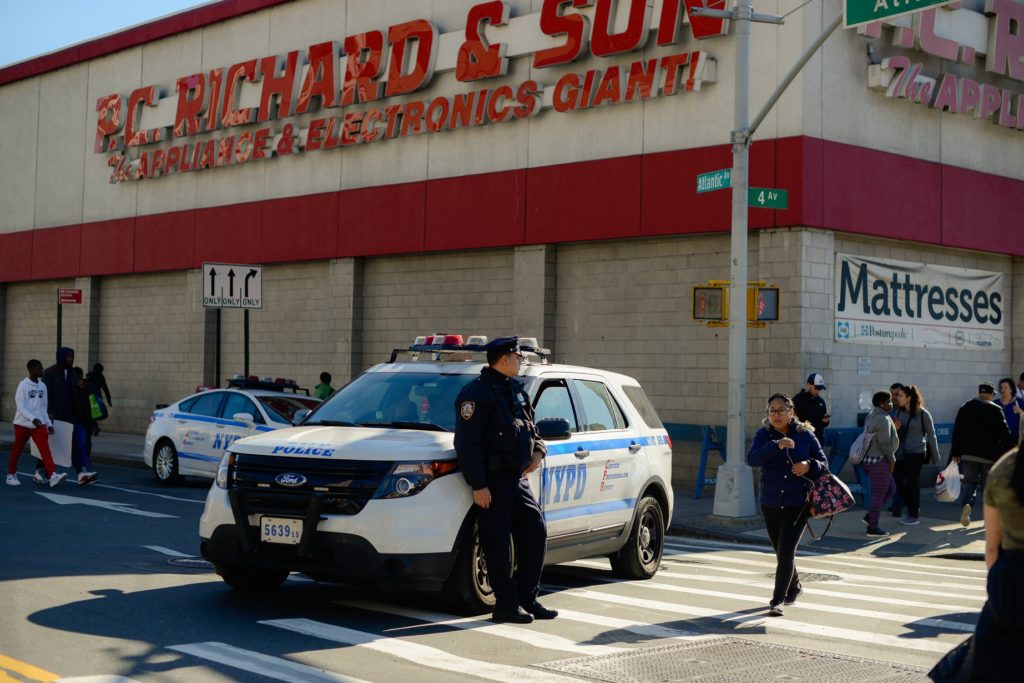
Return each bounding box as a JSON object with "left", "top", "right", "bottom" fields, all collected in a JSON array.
[
  {"left": 491, "top": 605, "right": 534, "bottom": 624},
  {"left": 521, "top": 601, "right": 558, "bottom": 620}
]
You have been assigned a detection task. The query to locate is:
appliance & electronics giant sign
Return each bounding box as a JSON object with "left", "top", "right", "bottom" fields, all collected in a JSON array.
[
  {"left": 861, "top": 1, "right": 1024, "bottom": 132},
  {"left": 834, "top": 253, "right": 1005, "bottom": 350},
  {"left": 91, "top": 0, "right": 728, "bottom": 184}
]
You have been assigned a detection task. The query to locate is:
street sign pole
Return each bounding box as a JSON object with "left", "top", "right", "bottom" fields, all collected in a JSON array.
[{"left": 718, "top": 0, "right": 758, "bottom": 519}]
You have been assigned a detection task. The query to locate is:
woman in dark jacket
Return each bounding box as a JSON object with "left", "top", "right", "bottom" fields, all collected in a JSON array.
[{"left": 747, "top": 392, "right": 828, "bottom": 617}]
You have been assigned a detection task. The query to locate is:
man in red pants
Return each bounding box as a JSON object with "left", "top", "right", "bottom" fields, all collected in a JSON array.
[{"left": 7, "top": 359, "right": 66, "bottom": 487}]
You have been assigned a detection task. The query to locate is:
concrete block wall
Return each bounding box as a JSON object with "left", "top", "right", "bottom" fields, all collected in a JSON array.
[
  {"left": 96, "top": 271, "right": 207, "bottom": 434},
  {"left": 360, "top": 249, "right": 516, "bottom": 363},
  {"left": 218, "top": 261, "right": 337, "bottom": 392}
]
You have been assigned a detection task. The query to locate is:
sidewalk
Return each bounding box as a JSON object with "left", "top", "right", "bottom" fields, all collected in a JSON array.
[
  {"left": 670, "top": 486, "right": 987, "bottom": 561},
  {"left": 0, "top": 423, "right": 147, "bottom": 471},
  {"left": 1, "top": 423, "right": 986, "bottom": 560}
]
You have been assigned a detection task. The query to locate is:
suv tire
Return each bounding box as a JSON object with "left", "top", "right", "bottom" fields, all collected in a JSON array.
[
  {"left": 216, "top": 564, "right": 289, "bottom": 593},
  {"left": 610, "top": 495, "right": 664, "bottom": 579},
  {"left": 443, "top": 520, "right": 504, "bottom": 615}
]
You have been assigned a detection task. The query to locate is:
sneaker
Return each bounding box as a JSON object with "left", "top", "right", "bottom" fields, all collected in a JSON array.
[
  {"left": 6, "top": 474, "right": 21, "bottom": 486},
  {"left": 32, "top": 472, "right": 47, "bottom": 485},
  {"left": 866, "top": 526, "right": 890, "bottom": 537},
  {"left": 899, "top": 515, "right": 920, "bottom": 526},
  {"left": 960, "top": 504, "right": 971, "bottom": 527},
  {"left": 48, "top": 472, "right": 67, "bottom": 488},
  {"left": 783, "top": 585, "right": 803, "bottom": 606},
  {"left": 77, "top": 472, "right": 97, "bottom": 485},
  {"left": 768, "top": 603, "right": 784, "bottom": 617}
]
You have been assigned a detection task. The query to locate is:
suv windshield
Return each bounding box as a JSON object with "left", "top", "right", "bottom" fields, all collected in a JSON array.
[
  {"left": 257, "top": 395, "right": 321, "bottom": 423},
  {"left": 308, "top": 371, "right": 477, "bottom": 432}
]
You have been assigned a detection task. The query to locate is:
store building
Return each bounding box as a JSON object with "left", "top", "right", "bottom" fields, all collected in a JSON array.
[{"left": 1, "top": 0, "right": 1021, "bottom": 488}]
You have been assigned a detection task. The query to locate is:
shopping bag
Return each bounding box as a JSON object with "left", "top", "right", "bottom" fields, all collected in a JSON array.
[
  {"left": 935, "top": 461, "right": 962, "bottom": 503},
  {"left": 89, "top": 393, "right": 108, "bottom": 421}
]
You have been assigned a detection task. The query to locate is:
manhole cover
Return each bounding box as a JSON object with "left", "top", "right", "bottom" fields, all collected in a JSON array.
[
  {"left": 764, "top": 572, "right": 841, "bottom": 583},
  {"left": 537, "top": 636, "right": 928, "bottom": 682},
  {"left": 168, "top": 557, "right": 214, "bottom": 569}
]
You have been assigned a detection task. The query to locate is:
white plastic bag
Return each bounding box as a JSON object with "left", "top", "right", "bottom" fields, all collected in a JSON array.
[{"left": 935, "top": 461, "right": 962, "bottom": 503}]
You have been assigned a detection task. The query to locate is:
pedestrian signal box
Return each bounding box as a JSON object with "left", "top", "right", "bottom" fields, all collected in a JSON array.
[{"left": 692, "top": 282, "right": 781, "bottom": 326}]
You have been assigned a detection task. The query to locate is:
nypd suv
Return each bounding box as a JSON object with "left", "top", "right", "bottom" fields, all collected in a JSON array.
[{"left": 199, "top": 336, "right": 674, "bottom": 613}]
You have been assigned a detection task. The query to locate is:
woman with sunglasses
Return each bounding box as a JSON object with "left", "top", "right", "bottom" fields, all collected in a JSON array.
[{"left": 747, "top": 392, "right": 827, "bottom": 617}]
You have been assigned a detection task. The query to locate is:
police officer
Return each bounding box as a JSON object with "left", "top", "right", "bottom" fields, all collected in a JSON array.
[{"left": 453, "top": 337, "right": 556, "bottom": 624}]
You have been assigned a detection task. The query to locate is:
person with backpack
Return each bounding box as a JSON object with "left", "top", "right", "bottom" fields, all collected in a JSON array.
[
  {"left": 892, "top": 385, "right": 939, "bottom": 526},
  {"left": 861, "top": 390, "right": 900, "bottom": 537}
]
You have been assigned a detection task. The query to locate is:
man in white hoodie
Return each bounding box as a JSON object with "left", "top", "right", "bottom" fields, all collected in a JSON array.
[{"left": 6, "top": 359, "right": 66, "bottom": 487}]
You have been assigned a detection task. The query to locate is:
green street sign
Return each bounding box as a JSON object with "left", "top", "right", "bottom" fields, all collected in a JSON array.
[
  {"left": 843, "top": 0, "right": 957, "bottom": 30},
  {"left": 696, "top": 169, "right": 731, "bottom": 193},
  {"left": 748, "top": 187, "right": 788, "bottom": 209}
]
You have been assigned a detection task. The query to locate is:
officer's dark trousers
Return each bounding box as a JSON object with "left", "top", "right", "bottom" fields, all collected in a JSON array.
[{"left": 478, "top": 471, "right": 546, "bottom": 610}]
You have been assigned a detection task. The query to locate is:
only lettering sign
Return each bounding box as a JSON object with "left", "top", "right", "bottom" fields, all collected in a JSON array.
[{"left": 844, "top": 0, "right": 958, "bottom": 30}]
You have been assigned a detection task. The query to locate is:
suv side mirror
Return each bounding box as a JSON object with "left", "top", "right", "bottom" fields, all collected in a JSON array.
[
  {"left": 291, "top": 408, "right": 311, "bottom": 426},
  {"left": 537, "top": 418, "right": 572, "bottom": 441},
  {"left": 233, "top": 412, "right": 255, "bottom": 426}
]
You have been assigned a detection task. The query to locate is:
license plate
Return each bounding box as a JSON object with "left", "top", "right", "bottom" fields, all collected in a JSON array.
[{"left": 260, "top": 516, "right": 303, "bottom": 545}]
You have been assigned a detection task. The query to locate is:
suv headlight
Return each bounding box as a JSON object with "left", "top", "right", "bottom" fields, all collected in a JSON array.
[
  {"left": 372, "top": 460, "right": 459, "bottom": 499},
  {"left": 215, "top": 452, "right": 236, "bottom": 489}
]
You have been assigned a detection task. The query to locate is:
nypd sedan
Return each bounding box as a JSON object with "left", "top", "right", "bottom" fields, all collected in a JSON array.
[
  {"left": 145, "top": 379, "right": 320, "bottom": 484},
  {"left": 200, "top": 336, "right": 674, "bottom": 613}
]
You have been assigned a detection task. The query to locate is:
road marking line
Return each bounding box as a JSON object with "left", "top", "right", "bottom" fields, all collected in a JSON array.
[
  {"left": 661, "top": 543, "right": 987, "bottom": 592},
  {"left": 92, "top": 483, "right": 205, "bottom": 504},
  {"left": 567, "top": 558, "right": 985, "bottom": 609},
  {"left": 335, "top": 600, "right": 622, "bottom": 656},
  {"left": 665, "top": 537, "right": 988, "bottom": 576},
  {"left": 0, "top": 654, "right": 58, "bottom": 682},
  {"left": 143, "top": 545, "right": 190, "bottom": 558},
  {"left": 553, "top": 608, "right": 709, "bottom": 640},
  {"left": 168, "top": 642, "right": 366, "bottom": 683},
  {"left": 554, "top": 587, "right": 962, "bottom": 654},
  {"left": 262, "top": 618, "right": 584, "bottom": 682},
  {"left": 35, "top": 492, "right": 177, "bottom": 519}
]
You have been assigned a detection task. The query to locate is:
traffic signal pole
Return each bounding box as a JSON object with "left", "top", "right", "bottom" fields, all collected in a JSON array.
[{"left": 689, "top": 5, "right": 842, "bottom": 517}]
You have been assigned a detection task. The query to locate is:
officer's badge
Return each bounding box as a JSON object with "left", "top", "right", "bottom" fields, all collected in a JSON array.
[{"left": 460, "top": 401, "right": 476, "bottom": 420}]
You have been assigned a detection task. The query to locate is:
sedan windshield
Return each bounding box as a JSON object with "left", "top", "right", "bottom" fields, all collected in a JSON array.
[
  {"left": 257, "top": 395, "right": 321, "bottom": 423},
  {"left": 307, "top": 371, "right": 477, "bottom": 432}
]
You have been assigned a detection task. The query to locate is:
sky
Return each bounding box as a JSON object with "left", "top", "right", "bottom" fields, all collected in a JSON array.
[{"left": 0, "top": 0, "right": 212, "bottom": 68}]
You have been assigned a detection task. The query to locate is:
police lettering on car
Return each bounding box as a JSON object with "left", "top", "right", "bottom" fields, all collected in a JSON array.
[{"left": 453, "top": 336, "right": 557, "bottom": 624}]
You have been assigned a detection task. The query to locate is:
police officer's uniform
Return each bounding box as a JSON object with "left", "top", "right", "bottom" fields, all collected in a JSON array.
[{"left": 453, "top": 337, "right": 555, "bottom": 623}]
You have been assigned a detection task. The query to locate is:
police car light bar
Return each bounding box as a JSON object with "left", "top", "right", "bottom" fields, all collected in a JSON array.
[{"left": 388, "top": 334, "right": 550, "bottom": 363}]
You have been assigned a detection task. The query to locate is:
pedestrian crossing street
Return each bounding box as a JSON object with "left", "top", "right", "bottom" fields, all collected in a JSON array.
[{"left": 77, "top": 538, "right": 989, "bottom": 682}]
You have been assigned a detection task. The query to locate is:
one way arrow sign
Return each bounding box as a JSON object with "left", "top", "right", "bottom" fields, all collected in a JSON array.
[
  {"left": 36, "top": 492, "right": 178, "bottom": 518},
  {"left": 202, "top": 262, "right": 263, "bottom": 309}
]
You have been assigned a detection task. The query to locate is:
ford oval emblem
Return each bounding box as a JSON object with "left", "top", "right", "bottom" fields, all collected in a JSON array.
[{"left": 275, "top": 473, "right": 307, "bottom": 487}]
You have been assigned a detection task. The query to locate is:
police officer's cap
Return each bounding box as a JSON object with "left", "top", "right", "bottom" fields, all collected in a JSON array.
[{"left": 484, "top": 336, "right": 522, "bottom": 356}]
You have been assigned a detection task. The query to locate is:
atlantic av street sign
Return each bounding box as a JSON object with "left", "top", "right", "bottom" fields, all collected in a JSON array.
[{"left": 844, "top": 0, "right": 958, "bottom": 30}]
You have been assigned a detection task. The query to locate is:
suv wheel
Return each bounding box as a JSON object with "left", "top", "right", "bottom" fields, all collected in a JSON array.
[
  {"left": 443, "top": 521, "right": 506, "bottom": 615},
  {"left": 215, "top": 564, "right": 289, "bottom": 593},
  {"left": 153, "top": 441, "right": 182, "bottom": 485},
  {"left": 610, "top": 495, "right": 664, "bottom": 579}
]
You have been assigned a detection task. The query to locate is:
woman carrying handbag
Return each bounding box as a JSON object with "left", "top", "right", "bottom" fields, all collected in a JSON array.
[{"left": 747, "top": 392, "right": 828, "bottom": 617}]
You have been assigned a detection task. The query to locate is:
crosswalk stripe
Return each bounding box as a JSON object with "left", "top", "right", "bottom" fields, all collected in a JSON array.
[
  {"left": 665, "top": 537, "right": 988, "bottom": 576},
  {"left": 334, "top": 600, "right": 623, "bottom": 656},
  {"left": 168, "top": 642, "right": 366, "bottom": 683},
  {"left": 554, "top": 608, "right": 708, "bottom": 641},
  {"left": 143, "top": 545, "right": 190, "bottom": 558},
  {"left": 659, "top": 544, "right": 987, "bottom": 593},
  {"left": 261, "top": 619, "right": 585, "bottom": 683},
  {"left": 555, "top": 586, "right": 963, "bottom": 654},
  {"left": 567, "top": 559, "right": 985, "bottom": 609}
]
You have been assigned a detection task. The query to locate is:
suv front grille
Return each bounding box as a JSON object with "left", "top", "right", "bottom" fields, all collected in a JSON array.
[{"left": 232, "top": 454, "right": 390, "bottom": 515}]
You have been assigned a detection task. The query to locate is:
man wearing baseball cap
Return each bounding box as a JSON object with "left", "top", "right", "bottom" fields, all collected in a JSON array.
[{"left": 793, "top": 373, "right": 830, "bottom": 444}]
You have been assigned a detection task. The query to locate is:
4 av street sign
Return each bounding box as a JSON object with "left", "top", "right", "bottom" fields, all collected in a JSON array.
[
  {"left": 748, "top": 188, "right": 788, "bottom": 209},
  {"left": 844, "top": 0, "right": 958, "bottom": 30},
  {"left": 203, "top": 262, "right": 263, "bottom": 309}
]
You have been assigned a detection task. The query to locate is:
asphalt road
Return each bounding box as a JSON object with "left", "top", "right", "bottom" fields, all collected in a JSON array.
[{"left": 1, "top": 463, "right": 980, "bottom": 682}]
